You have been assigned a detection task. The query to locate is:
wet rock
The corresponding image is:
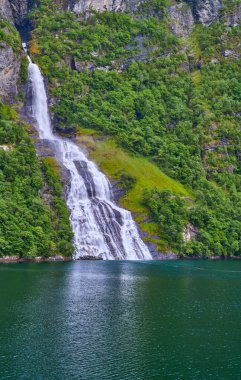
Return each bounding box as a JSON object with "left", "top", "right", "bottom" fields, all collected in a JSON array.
[
  {"left": 112, "top": 208, "right": 123, "bottom": 225},
  {"left": 111, "top": 179, "right": 126, "bottom": 203},
  {"left": 35, "top": 139, "right": 58, "bottom": 157},
  {"left": 74, "top": 160, "right": 88, "bottom": 169},
  {"left": 74, "top": 160, "right": 97, "bottom": 197},
  {"left": 0, "top": 255, "right": 19, "bottom": 262},
  {"left": 0, "top": 255, "right": 73, "bottom": 263},
  {"left": 77, "top": 255, "right": 103, "bottom": 260},
  {"left": 143, "top": 241, "right": 158, "bottom": 257},
  {"left": 156, "top": 252, "right": 177, "bottom": 260}
]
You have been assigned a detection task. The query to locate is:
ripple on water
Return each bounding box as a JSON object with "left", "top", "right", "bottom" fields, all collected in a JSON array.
[{"left": 0, "top": 260, "right": 241, "bottom": 379}]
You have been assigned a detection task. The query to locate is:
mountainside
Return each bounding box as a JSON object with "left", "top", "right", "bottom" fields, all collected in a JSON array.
[
  {"left": 1, "top": 0, "right": 241, "bottom": 258},
  {"left": 0, "top": 0, "right": 74, "bottom": 260}
]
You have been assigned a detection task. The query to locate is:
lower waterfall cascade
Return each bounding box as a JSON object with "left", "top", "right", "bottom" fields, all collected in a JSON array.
[{"left": 24, "top": 45, "right": 152, "bottom": 260}]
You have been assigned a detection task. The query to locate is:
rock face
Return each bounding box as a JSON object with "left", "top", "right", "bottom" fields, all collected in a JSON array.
[
  {"left": 183, "top": 223, "right": 198, "bottom": 242},
  {"left": 168, "top": 3, "right": 194, "bottom": 37},
  {"left": 69, "top": 0, "right": 223, "bottom": 20},
  {"left": 0, "top": 0, "right": 23, "bottom": 101},
  {"left": 0, "top": 0, "right": 13, "bottom": 22},
  {"left": 68, "top": 0, "right": 140, "bottom": 13},
  {"left": 0, "top": 42, "right": 21, "bottom": 101},
  {"left": 0, "top": 0, "right": 21, "bottom": 102},
  {"left": 8, "top": 0, "right": 28, "bottom": 27},
  {"left": 192, "top": 0, "right": 223, "bottom": 25},
  {"left": 68, "top": 0, "right": 124, "bottom": 12},
  {"left": 226, "top": 4, "right": 241, "bottom": 27}
]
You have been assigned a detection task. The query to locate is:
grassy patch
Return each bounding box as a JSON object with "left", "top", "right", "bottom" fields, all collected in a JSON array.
[{"left": 76, "top": 128, "right": 190, "bottom": 250}]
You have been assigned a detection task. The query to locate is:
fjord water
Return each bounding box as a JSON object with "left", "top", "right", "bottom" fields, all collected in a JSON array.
[
  {"left": 26, "top": 57, "right": 151, "bottom": 260},
  {"left": 1, "top": 261, "right": 241, "bottom": 380}
]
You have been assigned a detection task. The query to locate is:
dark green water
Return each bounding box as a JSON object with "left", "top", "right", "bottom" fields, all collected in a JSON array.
[{"left": 1, "top": 260, "right": 241, "bottom": 379}]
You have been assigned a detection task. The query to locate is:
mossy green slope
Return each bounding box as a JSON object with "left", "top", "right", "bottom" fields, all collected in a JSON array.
[{"left": 77, "top": 129, "right": 190, "bottom": 251}]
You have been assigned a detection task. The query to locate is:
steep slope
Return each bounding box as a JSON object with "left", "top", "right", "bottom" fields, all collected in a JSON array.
[
  {"left": 0, "top": 102, "right": 74, "bottom": 259},
  {"left": 0, "top": 2, "right": 22, "bottom": 100},
  {"left": 2, "top": 0, "right": 241, "bottom": 258},
  {"left": 22, "top": 0, "right": 241, "bottom": 258},
  {"left": 0, "top": 1, "right": 74, "bottom": 260}
]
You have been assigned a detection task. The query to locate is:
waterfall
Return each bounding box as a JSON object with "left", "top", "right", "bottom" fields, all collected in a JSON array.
[{"left": 25, "top": 49, "right": 152, "bottom": 260}]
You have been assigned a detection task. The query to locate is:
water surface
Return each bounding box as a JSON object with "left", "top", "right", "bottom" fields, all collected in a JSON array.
[{"left": 0, "top": 260, "right": 241, "bottom": 379}]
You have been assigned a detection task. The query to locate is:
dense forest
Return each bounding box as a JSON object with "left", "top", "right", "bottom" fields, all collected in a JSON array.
[
  {"left": 1, "top": 0, "right": 241, "bottom": 257},
  {"left": 25, "top": 0, "right": 241, "bottom": 257},
  {"left": 0, "top": 102, "right": 73, "bottom": 258}
]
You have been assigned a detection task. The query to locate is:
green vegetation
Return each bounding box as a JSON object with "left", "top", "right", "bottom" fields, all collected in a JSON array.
[
  {"left": 143, "top": 190, "right": 188, "bottom": 251},
  {"left": 0, "top": 102, "right": 73, "bottom": 258},
  {"left": 77, "top": 131, "right": 189, "bottom": 249},
  {"left": 78, "top": 134, "right": 189, "bottom": 207},
  {"left": 0, "top": 19, "right": 21, "bottom": 51},
  {"left": 19, "top": 0, "right": 241, "bottom": 256},
  {"left": 18, "top": 56, "right": 29, "bottom": 85}
]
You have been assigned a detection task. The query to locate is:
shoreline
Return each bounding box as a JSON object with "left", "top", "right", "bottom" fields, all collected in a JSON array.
[
  {"left": 1, "top": 255, "right": 241, "bottom": 263},
  {"left": 0, "top": 256, "right": 73, "bottom": 264}
]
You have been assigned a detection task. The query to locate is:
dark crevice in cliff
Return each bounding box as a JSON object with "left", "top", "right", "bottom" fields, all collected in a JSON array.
[
  {"left": 8, "top": 0, "right": 35, "bottom": 41},
  {"left": 16, "top": 18, "right": 32, "bottom": 41}
]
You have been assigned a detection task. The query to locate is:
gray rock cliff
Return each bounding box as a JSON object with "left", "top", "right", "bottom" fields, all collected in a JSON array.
[
  {"left": 0, "top": 0, "right": 13, "bottom": 22},
  {"left": 168, "top": 2, "right": 194, "bottom": 37},
  {"left": 192, "top": 0, "right": 223, "bottom": 25},
  {"left": 68, "top": 0, "right": 141, "bottom": 13},
  {"left": 0, "top": 0, "right": 23, "bottom": 101},
  {"left": 168, "top": 0, "right": 224, "bottom": 35},
  {"left": 8, "top": 0, "right": 28, "bottom": 27},
  {"left": 0, "top": 42, "right": 21, "bottom": 100},
  {"left": 69, "top": 0, "right": 223, "bottom": 25}
]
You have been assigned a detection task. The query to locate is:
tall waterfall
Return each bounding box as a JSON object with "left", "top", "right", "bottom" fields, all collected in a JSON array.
[{"left": 25, "top": 49, "right": 152, "bottom": 260}]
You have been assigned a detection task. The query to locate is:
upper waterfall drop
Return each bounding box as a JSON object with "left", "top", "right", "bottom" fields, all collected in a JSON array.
[{"left": 25, "top": 47, "right": 152, "bottom": 260}]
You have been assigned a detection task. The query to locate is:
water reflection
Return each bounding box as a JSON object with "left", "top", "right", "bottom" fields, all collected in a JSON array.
[
  {"left": 59, "top": 262, "right": 150, "bottom": 378},
  {"left": 1, "top": 261, "right": 241, "bottom": 379}
]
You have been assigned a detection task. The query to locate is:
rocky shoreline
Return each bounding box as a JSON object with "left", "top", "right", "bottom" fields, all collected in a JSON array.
[
  {"left": 0, "top": 255, "right": 73, "bottom": 263},
  {"left": 0, "top": 255, "right": 106, "bottom": 263},
  {"left": 1, "top": 254, "right": 241, "bottom": 263}
]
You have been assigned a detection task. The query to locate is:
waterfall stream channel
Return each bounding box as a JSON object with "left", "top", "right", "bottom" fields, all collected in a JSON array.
[{"left": 23, "top": 44, "right": 152, "bottom": 260}]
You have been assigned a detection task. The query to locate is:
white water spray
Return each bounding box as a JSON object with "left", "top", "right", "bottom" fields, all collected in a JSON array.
[{"left": 25, "top": 48, "right": 152, "bottom": 259}]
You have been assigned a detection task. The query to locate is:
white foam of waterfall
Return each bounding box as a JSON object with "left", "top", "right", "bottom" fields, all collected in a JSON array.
[{"left": 26, "top": 51, "right": 152, "bottom": 260}]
